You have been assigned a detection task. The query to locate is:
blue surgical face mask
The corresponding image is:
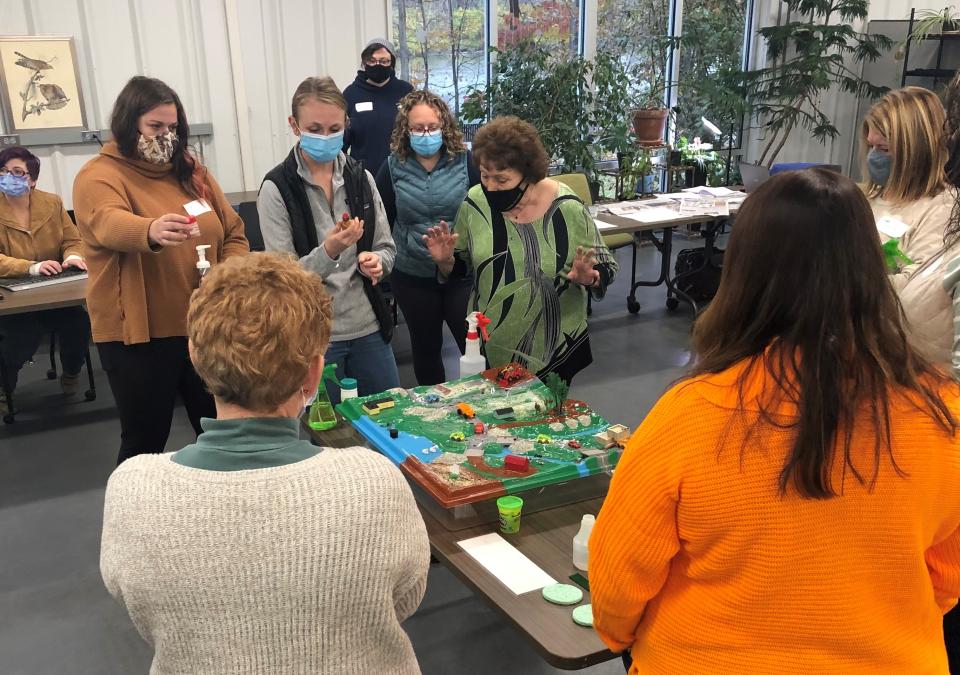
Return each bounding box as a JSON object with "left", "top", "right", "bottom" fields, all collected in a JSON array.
[
  {"left": 0, "top": 173, "right": 30, "bottom": 197},
  {"left": 299, "top": 129, "right": 344, "bottom": 164},
  {"left": 867, "top": 148, "right": 892, "bottom": 186},
  {"left": 410, "top": 130, "right": 443, "bottom": 158}
]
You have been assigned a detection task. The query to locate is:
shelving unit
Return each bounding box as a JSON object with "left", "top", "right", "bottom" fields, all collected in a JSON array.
[{"left": 900, "top": 8, "right": 960, "bottom": 87}]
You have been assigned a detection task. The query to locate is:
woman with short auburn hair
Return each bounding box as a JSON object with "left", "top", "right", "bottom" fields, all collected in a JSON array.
[
  {"left": 100, "top": 253, "right": 430, "bottom": 675},
  {"left": 590, "top": 169, "right": 960, "bottom": 674},
  {"left": 424, "top": 115, "right": 617, "bottom": 384}
]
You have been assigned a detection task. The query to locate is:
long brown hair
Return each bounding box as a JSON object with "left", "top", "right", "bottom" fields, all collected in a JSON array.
[
  {"left": 861, "top": 86, "right": 947, "bottom": 204},
  {"left": 110, "top": 76, "right": 206, "bottom": 200},
  {"left": 691, "top": 169, "right": 956, "bottom": 499},
  {"left": 389, "top": 89, "right": 465, "bottom": 161}
]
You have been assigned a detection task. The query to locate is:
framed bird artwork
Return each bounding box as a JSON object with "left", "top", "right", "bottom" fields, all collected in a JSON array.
[{"left": 0, "top": 36, "right": 87, "bottom": 135}]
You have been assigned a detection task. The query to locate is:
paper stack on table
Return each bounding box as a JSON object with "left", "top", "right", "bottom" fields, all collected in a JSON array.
[
  {"left": 457, "top": 533, "right": 557, "bottom": 595},
  {"left": 681, "top": 186, "right": 742, "bottom": 197}
]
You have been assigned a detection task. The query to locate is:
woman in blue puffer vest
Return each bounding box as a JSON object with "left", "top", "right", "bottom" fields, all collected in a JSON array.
[{"left": 375, "top": 90, "right": 479, "bottom": 385}]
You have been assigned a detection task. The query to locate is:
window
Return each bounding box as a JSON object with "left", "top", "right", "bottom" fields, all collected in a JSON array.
[
  {"left": 392, "top": 0, "right": 486, "bottom": 116},
  {"left": 497, "top": 0, "right": 581, "bottom": 57},
  {"left": 597, "top": 0, "right": 671, "bottom": 106},
  {"left": 675, "top": 0, "right": 750, "bottom": 149}
]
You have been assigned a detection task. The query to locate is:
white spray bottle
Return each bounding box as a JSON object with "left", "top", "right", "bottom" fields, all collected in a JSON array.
[
  {"left": 572, "top": 514, "right": 595, "bottom": 571},
  {"left": 196, "top": 245, "right": 212, "bottom": 279},
  {"left": 459, "top": 311, "right": 490, "bottom": 378}
]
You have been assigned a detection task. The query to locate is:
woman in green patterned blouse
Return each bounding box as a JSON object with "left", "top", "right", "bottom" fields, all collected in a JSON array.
[{"left": 424, "top": 116, "right": 617, "bottom": 384}]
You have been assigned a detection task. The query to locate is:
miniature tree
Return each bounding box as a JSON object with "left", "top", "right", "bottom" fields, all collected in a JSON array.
[{"left": 544, "top": 372, "right": 570, "bottom": 411}]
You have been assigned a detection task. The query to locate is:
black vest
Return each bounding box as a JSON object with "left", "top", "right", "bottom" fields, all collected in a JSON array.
[{"left": 262, "top": 149, "right": 393, "bottom": 341}]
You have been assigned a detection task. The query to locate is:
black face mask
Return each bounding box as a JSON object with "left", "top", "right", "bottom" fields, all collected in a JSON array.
[
  {"left": 365, "top": 64, "right": 393, "bottom": 84},
  {"left": 482, "top": 181, "right": 527, "bottom": 213}
]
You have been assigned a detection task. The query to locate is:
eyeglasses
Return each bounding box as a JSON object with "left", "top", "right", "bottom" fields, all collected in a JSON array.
[
  {"left": 409, "top": 126, "right": 442, "bottom": 136},
  {"left": 365, "top": 58, "right": 392, "bottom": 67},
  {"left": 0, "top": 167, "right": 27, "bottom": 177}
]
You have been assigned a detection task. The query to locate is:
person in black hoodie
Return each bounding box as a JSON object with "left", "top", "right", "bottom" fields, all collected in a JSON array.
[{"left": 343, "top": 38, "right": 413, "bottom": 176}]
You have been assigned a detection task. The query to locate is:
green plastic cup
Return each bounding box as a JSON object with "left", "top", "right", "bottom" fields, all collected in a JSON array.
[{"left": 497, "top": 496, "right": 524, "bottom": 534}]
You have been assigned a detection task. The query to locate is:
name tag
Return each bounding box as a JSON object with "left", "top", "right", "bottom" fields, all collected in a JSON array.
[
  {"left": 877, "top": 215, "right": 909, "bottom": 239},
  {"left": 183, "top": 199, "right": 213, "bottom": 217},
  {"left": 355, "top": 101, "right": 373, "bottom": 112}
]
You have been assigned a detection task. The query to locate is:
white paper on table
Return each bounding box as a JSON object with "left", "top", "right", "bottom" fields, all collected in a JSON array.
[
  {"left": 621, "top": 206, "right": 680, "bottom": 223},
  {"left": 605, "top": 201, "right": 646, "bottom": 216},
  {"left": 876, "top": 215, "right": 910, "bottom": 239},
  {"left": 681, "top": 186, "right": 740, "bottom": 197},
  {"left": 457, "top": 533, "right": 557, "bottom": 595},
  {"left": 594, "top": 219, "right": 620, "bottom": 230},
  {"left": 656, "top": 192, "right": 701, "bottom": 201}
]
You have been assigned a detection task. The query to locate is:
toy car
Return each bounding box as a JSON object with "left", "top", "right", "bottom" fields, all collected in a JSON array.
[
  {"left": 473, "top": 422, "right": 485, "bottom": 435},
  {"left": 496, "top": 364, "right": 526, "bottom": 387},
  {"left": 536, "top": 434, "right": 552, "bottom": 444},
  {"left": 456, "top": 403, "right": 476, "bottom": 419},
  {"left": 424, "top": 393, "right": 440, "bottom": 404},
  {"left": 449, "top": 432, "right": 466, "bottom": 442},
  {"left": 567, "top": 440, "right": 582, "bottom": 449}
]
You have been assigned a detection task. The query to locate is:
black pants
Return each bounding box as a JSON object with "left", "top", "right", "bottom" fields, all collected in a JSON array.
[
  {"left": 391, "top": 271, "right": 471, "bottom": 385},
  {"left": 947, "top": 604, "right": 960, "bottom": 673},
  {"left": 98, "top": 337, "right": 214, "bottom": 465},
  {"left": 0, "top": 307, "right": 90, "bottom": 389}
]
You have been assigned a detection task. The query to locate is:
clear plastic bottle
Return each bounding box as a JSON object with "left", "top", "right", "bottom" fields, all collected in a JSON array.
[
  {"left": 308, "top": 363, "right": 342, "bottom": 431},
  {"left": 459, "top": 311, "right": 490, "bottom": 378},
  {"left": 572, "top": 514, "right": 595, "bottom": 571},
  {"left": 340, "top": 377, "right": 358, "bottom": 401}
]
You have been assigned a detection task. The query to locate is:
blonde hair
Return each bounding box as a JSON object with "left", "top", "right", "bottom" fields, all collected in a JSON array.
[
  {"left": 291, "top": 76, "right": 347, "bottom": 121},
  {"left": 862, "top": 86, "right": 947, "bottom": 203},
  {"left": 188, "top": 253, "right": 333, "bottom": 413},
  {"left": 389, "top": 90, "right": 466, "bottom": 161}
]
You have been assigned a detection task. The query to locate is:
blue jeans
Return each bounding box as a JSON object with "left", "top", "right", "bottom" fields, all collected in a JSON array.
[{"left": 324, "top": 331, "right": 400, "bottom": 404}]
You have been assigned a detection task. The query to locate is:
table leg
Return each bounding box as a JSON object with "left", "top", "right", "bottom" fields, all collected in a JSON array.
[{"left": 626, "top": 227, "right": 698, "bottom": 316}]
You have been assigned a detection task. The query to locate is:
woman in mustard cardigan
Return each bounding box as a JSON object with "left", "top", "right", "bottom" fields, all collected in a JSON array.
[
  {"left": 0, "top": 146, "right": 90, "bottom": 414},
  {"left": 590, "top": 169, "right": 960, "bottom": 674}
]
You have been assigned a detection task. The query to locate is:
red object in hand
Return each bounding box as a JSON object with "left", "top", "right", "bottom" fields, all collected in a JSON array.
[
  {"left": 342, "top": 213, "right": 350, "bottom": 221},
  {"left": 187, "top": 216, "right": 197, "bottom": 224},
  {"left": 503, "top": 454, "right": 529, "bottom": 471}
]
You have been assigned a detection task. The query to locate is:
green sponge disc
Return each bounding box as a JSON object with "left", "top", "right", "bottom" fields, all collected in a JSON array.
[
  {"left": 542, "top": 583, "right": 583, "bottom": 606},
  {"left": 572, "top": 604, "right": 593, "bottom": 627}
]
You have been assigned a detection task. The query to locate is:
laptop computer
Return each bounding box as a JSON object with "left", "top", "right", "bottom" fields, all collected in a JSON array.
[
  {"left": 739, "top": 162, "right": 771, "bottom": 194},
  {"left": 0, "top": 266, "right": 87, "bottom": 291}
]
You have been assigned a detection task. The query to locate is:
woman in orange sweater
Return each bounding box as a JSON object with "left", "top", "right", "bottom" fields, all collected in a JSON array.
[
  {"left": 73, "top": 77, "right": 248, "bottom": 464},
  {"left": 590, "top": 169, "right": 960, "bottom": 674}
]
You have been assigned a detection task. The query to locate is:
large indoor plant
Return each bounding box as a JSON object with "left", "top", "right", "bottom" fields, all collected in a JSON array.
[
  {"left": 461, "top": 41, "right": 639, "bottom": 189},
  {"left": 741, "top": 0, "right": 891, "bottom": 167}
]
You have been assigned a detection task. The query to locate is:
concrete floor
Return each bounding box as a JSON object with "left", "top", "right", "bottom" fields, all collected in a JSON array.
[{"left": 0, "top": 241, "right": 700, "bottom": 675}]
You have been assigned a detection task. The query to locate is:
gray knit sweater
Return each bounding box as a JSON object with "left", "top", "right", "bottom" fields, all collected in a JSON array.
[{"left": 100, "top": 447, "right": 430, "bottom": 675}]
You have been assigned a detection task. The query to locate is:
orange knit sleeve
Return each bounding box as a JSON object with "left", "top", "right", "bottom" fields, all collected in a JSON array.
[
  {"left": 926, "top": 522, "right": 960, "bottom": 614},
  {"left": 589, "top": 383, "right": 690, "bottom": 653}
]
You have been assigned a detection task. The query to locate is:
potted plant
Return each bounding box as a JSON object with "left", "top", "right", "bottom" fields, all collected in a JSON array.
[
  {"left": 630, "top": 34, "right": 680, "bottom": 145},
  {"left": 676, "top": 135, "right": 720, "bottom": 187},
  {"left": 895, "top": 6, "right": 960, "bottom": 60},
  {"left": 739, "top": 0, "right": 891, "bottom": 167}
]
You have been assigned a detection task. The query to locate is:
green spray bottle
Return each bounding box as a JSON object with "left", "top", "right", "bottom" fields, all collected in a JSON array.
[{"left": 308, "top": 363, "right": 344, "bottom": 431}]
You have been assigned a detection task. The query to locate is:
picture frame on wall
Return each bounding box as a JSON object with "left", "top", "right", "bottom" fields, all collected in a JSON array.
[{"left": 0, "top": 35, "right": 87, "bottom": 135}]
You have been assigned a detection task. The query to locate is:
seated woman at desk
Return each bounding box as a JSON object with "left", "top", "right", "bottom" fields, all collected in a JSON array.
[
  {"left": 423, "top": 116, "right": 617, "bottom": 384},
  {"left": 100, "top": 253, "right": 429, "bottom": 675},
  {"left": 0, "top": 146, "right": 90, "bottom": 414},
  {"left": 589, "top": 169, "right": 960, "bottom": 674}
]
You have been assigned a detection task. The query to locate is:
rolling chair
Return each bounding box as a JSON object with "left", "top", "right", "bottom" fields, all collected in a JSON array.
[
  {"left": 0, "top": 331, "right": 96, "bottom": 424},
  {"left": 552, "top": 172, "right": 636, "bottom": 314}
]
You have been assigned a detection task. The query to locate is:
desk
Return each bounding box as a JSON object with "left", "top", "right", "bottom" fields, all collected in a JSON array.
[
  {"left": 305, "top": 418, "right": 616, "bottom": 670},
  {"left": 0, "top": 279, "right": 92, "bottom": 423},
  {"left": 0, "top": 278, "right": 87, "bottom": 317},
  {"left": 597, "top": 202, "right": 736, "bottom": 317}
]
